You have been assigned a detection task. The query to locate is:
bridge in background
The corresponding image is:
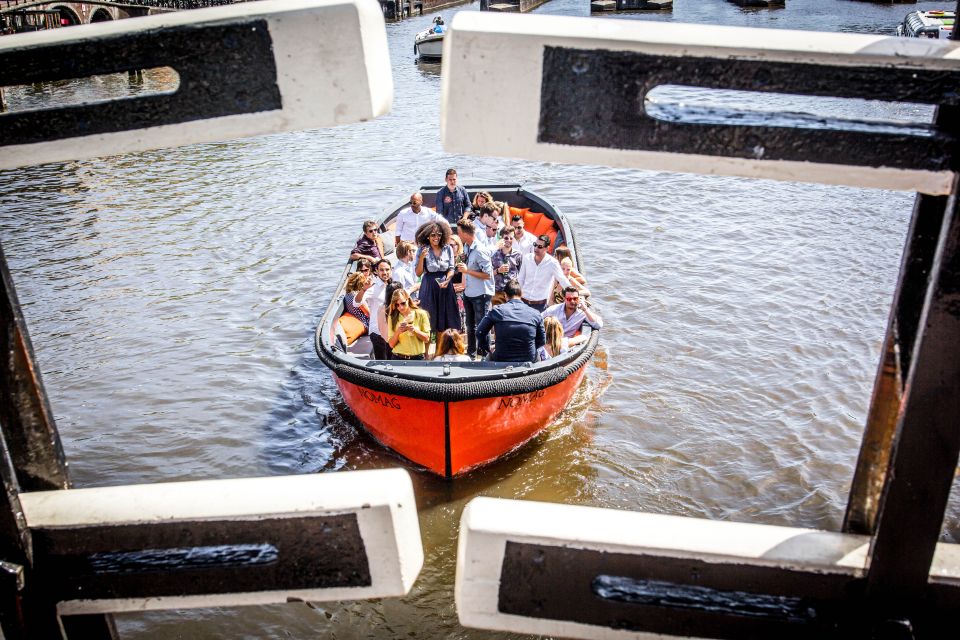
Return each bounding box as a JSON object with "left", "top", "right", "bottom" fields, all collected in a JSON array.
[
  {"left": 0, "top": 0, "right": 454, "bottom": 31},
  {"left": 0, "top": 0, "right": 250, "bottom": 33}
]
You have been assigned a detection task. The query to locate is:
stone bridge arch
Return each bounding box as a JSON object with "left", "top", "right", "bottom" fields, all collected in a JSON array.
[
  {"left": 90, "top": 6, "right": 115, "bottom": 21},
  {"left": 48, "top": 3, "right": 81, "bottom": 25}
]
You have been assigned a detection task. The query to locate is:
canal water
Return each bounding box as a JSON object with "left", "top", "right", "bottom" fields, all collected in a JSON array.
[{"left": 1, "top": 0, "right": 956, "bottom": 637}]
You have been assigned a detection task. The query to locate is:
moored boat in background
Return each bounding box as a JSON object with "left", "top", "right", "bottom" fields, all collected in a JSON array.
[
  {"left": 315, "top": 184, "right": 599, "bottom": 478},
  {"left": 896, "top": 9, "right": 954, "bottom": 39}
]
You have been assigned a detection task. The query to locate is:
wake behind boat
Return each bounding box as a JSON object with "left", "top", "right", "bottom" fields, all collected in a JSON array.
[
  {"left": 315, "top": 184, "right": 599, "bottom": 477},
  {"left": 415, "top": 16, "right": 445, "bottom": 60}
]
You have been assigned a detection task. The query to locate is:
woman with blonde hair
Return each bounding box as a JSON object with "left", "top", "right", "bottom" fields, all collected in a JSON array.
[
  {"left": 343, "top": 271, "right": 373, "bottom": 330},
  {"left": 552, "top": 256, "right": 590, "bottom": 305},
  {"left": 539, "top": 316, "right": 569, "bottom": 361},
  {"left": 435, "top": 329, "right": 470, "bottom": 362},
  {"left": 386, "top": 288, "right": 431, "bottom": 360}
]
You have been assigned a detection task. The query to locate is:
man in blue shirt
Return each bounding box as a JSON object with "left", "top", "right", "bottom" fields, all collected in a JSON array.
[
  {"left": 476, "top": 279, "right": 545, "bottom": 363},
  {"left": 456, "top": 219, "right": 495, "bottom": 359},
  {"left": 435, "top": 168, "right": 471, "bottom": 227}
]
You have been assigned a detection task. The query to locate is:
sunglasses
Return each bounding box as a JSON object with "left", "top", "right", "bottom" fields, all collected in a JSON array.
[
  {"left": 359, "top": 267, "right": 371, "bottom": 272},
  {"left": 366, "top": 228, "right": 378, "bottom": 234},
  {"left": 565, "top": 296, "right": 579, "bottom": 302},
  {"left": 397, "top": 300, "right": 409, "bottom": 307},
  {"left": 534, "top": 244, "right": 547, "bottom": 249}
]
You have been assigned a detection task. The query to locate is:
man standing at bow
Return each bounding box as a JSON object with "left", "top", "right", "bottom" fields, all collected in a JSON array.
[{"left": 435, "top": 168, "right": 471, "bottom": 227}]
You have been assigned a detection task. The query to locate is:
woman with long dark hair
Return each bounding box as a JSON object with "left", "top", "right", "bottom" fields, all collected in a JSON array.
[{"left": 415, "top": 219, "right": 461, "bottom": 335}]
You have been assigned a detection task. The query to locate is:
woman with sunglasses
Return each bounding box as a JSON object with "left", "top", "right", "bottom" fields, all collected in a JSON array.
[
  {"left": 349, "top": 219, "right": 385, "bottom": 263},
  {"left": 386, "top": 289, "right": 431, "bottom": 360},
  {"left": 414, "top": 220, "right": 461, "bottom": 335}
]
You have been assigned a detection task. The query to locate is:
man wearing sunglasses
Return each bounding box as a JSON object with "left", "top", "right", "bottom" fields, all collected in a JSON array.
[
  {"left": 541, "top": 286, "right": 603, "bottom": 347},
  {"left": 490, "top": 225, "right": 523, "bottom": 306},
  {"left": 350, "top": 220, "right": 385, "bottom": 263},
  {"left": 510, "top": 215, "right": 537, "bottom": 255},
  {"left": 517, "top": 234, "right": 570, "bottom": 312}
]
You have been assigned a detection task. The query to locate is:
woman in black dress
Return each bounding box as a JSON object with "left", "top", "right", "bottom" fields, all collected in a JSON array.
[{"left": 414, "top": 220, "right": 461, "bottom": 335}]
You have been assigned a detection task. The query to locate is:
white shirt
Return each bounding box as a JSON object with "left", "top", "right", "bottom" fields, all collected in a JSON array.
[
  {"left": 393, "top": 259, "right": 418, "bottom": 297},
  {"left": 363, "top": 279, "right": 388, "bottom": 337},
  {"left": 542, "top": 303, "right": 603, "bottom": 338},
  {"left": 514, "top": 230, "right": 537, "bottom": 255},
  {"left": 395, "top": 206, "right": 441, "bottom": 242},
  {"left": 517, "top": 253, "right": 570, "bottom": 302},
  {"left": 472, "top": 218, "right": 500, "bottom": 249}
]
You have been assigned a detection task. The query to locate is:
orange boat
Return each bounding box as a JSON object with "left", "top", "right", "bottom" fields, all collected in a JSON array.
[{"left": 315, "top": 184, "right": 599, "bottom": 477}]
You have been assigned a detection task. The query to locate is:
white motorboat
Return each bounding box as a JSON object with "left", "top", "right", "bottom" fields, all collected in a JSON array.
[{"left": 415, "top": 17, "right": 445, "bottom": 60}]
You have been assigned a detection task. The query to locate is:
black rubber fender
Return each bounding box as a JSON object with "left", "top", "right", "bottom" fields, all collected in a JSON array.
[{"left": 316, "top": 329, "right": 599, "bottom": 403}]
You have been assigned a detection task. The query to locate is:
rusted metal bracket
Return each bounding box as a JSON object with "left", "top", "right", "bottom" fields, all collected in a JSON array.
[{"left": 0, "top": 245, "right": 69, "bottom": 493}]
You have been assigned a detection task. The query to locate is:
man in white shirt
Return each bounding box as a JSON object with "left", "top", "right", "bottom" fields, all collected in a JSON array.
[
  {"left": 363, "top": 259, "right": 393, "bottom": 359},
  {"left": 542, "top": 286, "right": 602, "bottom": 346},
  {"left": 394, "top": 192, "right": 440, "bottom": 245},
  {"left": 510, "top": 214, "right": 538, "bottom": 255},
  {"left": 517, "top": 234, "right": 570, "bottom": 312},
  {"left": 392, "top": 241, "right": 420, "bottom": 299},
  {"left": 473, "top": 206, "right": 500, "bottom": 250}
]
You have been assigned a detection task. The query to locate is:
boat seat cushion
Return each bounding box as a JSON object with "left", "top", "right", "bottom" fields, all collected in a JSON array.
[{"left": 338, "top": 313, "right": 367, "bottom": 346}]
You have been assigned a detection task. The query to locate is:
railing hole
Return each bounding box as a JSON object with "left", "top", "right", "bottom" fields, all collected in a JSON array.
[
  {"left": 1, "top": 67, "right": 179, "bottom": 115},
  {"left": 645, "top": 85, "right": 936, "bottom": 136}
]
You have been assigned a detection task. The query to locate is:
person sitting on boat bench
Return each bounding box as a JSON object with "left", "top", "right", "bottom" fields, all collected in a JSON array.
[
  {"left": 344, "top": 271, "right": 373, "bottom": 331},
  {"left": 394, "top": 192, "right": 440, "bottom": 246},
  {"left": 435, "top": 329, "right": 470, "bottom": 362},
  {"left": 542, "top": 286, "right": 603, "bottom": 347},
  {"left": 517, "top": 234, "right": 569, "bottom": 312},
  {"left": 364, "top": 259, "right": 394, "bottom": 359},
  {"left": 476, "top": 279, "right": 544, "bottom": 363},
  {"left": 386, "top": 289, "right": 431, "bottom": 360},
  {"left": 350, "top": 220, "right": 384, "bottom": 263}
]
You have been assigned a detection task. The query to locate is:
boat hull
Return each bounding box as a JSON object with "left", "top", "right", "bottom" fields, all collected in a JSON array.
[
  {"left": 415, "top": 33, "right": 443, "bottom": 59},
  {"left": 335, "top": 365, "right": 587, "bottom": 477}
]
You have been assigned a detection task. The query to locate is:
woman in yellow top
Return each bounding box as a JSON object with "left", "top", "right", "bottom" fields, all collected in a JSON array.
[{"left": 386, "top": 289, "right": 431, "bottom": 360}]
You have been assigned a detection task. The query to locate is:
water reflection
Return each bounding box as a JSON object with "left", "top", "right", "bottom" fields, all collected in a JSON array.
[{"left": 416, "top": 60, "right": 443, "bottom": 77}]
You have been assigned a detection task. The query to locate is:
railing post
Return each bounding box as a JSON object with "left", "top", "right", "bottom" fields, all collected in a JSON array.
[
  {"left": 1, "top": 244, "right": 119, "bottom": 639},
  {"left": 844, "top": 0, "right": 960, "bottom": 537},
  {"left": 863, "top": 185, "right": 960, "bottom": 618}
]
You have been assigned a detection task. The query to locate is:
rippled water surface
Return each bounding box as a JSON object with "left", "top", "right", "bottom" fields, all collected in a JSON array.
[{"left": 1, "top": 0, "right": 957, "bottom": 637}]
